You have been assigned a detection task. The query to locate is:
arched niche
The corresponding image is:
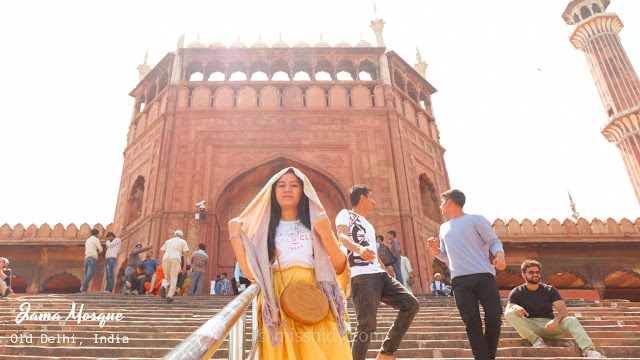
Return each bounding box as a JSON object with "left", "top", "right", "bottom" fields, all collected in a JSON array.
[
  {"left": 419, "top": 175, "right": 440, "bottom": 221},
  {"left": 213, "top": 157, "right": 348, "bottom": 274},
  {"left": 42, "top": 272, "right": 81, "bottom": 294},
  {"left": 495, "top": 268, "right": 524, "bottom": 290},
  {"left": 546, "top": 269, "right": 588, "bottom": 289},
  {"left": 604, "top": 269, "right": 640, "bottom": 301},
  {"left": 11, "top": 275, "right": 27, "bottom": 293},
  {"left": 127, "top": 176, "right": 145, "bottom": 224}
]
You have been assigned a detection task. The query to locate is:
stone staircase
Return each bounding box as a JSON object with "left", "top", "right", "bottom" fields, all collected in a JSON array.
[{"left": 0, "top": 293, "right": 639, "bottom": 359}]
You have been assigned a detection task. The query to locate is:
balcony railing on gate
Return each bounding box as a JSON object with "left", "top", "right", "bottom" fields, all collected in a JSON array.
[{"left": 162, "top": 284, "right": 260, "bottom": 360}]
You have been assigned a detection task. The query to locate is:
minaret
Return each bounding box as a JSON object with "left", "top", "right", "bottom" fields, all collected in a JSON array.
[
  {"left": 563, "top": 0, "right": 640, "bottom": 203},
  {"left": 413, "top": 47, "right": 428, "bottom": 79},
  {"left": 370, "top": 4, "right": 391, "bottom": 84},
  {"left": 137, "top": 51, "right": 151, "bottom": 81}
]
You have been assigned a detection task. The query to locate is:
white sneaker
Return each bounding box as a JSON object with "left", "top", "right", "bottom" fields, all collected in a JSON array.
[
  {"left": 532, "top": 340, "right": 549, "bottom": 348},
  {"left": 585, "top": 349, "right": 606, "bottom": 358}
]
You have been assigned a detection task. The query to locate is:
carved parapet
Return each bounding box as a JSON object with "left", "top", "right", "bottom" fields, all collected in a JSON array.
[
  {"left": 0, "top": 223, "right": 114, "bottom": 244},
  {"left": 492, "top": 217, "right": 640, "bottom": 242}
]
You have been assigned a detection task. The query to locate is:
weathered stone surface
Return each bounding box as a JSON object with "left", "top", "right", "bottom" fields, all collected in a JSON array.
[
  {"left": 306, "top": 85, "right": 325, "bottom": 108},
  {"left": 24, "top": 224, "right": 38, "bottom": 239},
  {"left": 0, "top": 224, "right": 12, "bottom": 240},
  {"left": 51, "top": 223, "right": 65, "bottom": 238},
  {"left": 10, "top": 224, "right": 25, "bottom": 240},
  {"left": 260, "top": 86, "right": 279, "bottom": 108},
  {"left": 534, "top": 219, "right": 550, "bottom": 235},
  {"left": 63, "top": 223, "right": 78, "bottom": 240},
  {"left": 36, "top": 223, "right": 52, "bottom": 238},
  {"left": 548, "top": 219, "right": 565, "bottom": 234}
]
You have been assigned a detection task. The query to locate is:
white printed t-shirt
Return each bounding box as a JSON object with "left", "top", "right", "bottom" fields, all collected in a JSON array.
[
  {"left": 273, "top": 220, "right": 314, "bottom": 269},
  {"left": 335, "top": 209, "right": 386, "bottom": 278},
  {"left": 161, "top": 237, "right": 189, "bottom": 260}
]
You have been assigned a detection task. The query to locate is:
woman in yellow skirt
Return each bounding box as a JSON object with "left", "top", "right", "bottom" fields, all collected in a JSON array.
[{"left": 228, "top": 167, "right": 352, "bottom": 360}]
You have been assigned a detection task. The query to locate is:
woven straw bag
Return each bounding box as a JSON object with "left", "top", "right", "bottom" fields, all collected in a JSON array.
[{"left": 276, "top": 250, "right": 329, "bottom": 324}]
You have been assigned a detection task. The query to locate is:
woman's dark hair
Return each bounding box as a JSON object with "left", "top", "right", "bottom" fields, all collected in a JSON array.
[{"left": 267, "top": 169, "right": 311, "bottom": 263}]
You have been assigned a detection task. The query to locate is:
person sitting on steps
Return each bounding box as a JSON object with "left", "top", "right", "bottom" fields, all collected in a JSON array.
[{"left": 505, "top": 259, "right": 606, "bottom": 358}]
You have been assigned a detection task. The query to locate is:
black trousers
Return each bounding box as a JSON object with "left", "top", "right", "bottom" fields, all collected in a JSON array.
[
  {"left": 351, "top": 272, "right": 420, "bottom": 360},
  {"left": 451, "top": 273, "right": 503, "bottom": 360}
]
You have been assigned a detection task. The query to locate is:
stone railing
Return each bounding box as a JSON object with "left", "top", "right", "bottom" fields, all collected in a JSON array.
[
  {"left": 493, "top": 218, "right": 640, "bottom": 238},
  {"left": 0, "top": 223, "right": 114, "bottom": 241}
]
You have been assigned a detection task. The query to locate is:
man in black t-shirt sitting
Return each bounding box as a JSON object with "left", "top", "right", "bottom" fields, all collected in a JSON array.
[{"left": 506, "top": 259, "right": 605, "bottom": 358}]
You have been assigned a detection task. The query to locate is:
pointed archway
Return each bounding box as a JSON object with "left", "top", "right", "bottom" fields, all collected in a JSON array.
[{"left": 211, "top": 156, "right": 349, "bottom": 275}]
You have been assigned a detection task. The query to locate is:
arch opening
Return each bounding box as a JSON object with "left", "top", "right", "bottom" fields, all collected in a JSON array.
[
  {"left": 42, "top": 272, "right": 81, "bottom": 294},
  {"left": 213, "top": 158, "right": 348, "bottom": 275},
  {"left": 127, "top": 176, "right": 145, "bottom": 224}
]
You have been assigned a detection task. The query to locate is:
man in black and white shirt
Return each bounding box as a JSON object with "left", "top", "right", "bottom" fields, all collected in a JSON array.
[{"left": 336, "top": 184, "right": 419, "bottom": 360}]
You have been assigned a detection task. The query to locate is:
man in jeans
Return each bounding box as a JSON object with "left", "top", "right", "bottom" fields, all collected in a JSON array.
[
  {"left": 103, "top": 232, "right": 121, "bottom": 293},
  {"left": 336, "top": 184, "right": 419, "bottom": 360},
  {"left": 188, "top": 243, "right": 208, "bottom": 295},
  {"left": 427, "top": 189, "right": 506, "bottom": 360},
  {"left": 385, "top": 230, "right": 403, "bottom": 285},
  {"left": 82, "top": 229, "right": 103, "bottom": 292}
]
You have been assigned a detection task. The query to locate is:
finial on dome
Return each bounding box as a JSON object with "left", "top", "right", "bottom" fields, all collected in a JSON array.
[
  {"left": 416, "top": 46, "right": 422, "bottom": 62},
  {"left": 137, "top": 50, "right": 151, "bottom": 82},
  {"left": 568, "top": 190, "right": 580, "bottom": 220}
]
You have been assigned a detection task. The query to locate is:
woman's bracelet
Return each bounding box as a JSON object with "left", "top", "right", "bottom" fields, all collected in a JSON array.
[{"left": 229, "top": 235, "right": 241, "bottom": 241}]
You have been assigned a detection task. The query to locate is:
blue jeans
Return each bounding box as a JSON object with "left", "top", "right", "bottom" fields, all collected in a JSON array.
[
  {"left": 82, "top": 257, "right": 98, "bottom": 292},
  {"left": 104, "top": 257, "right": 117, "bottom": 292},
  {"left": 392, "top": 261, "right": 403, "bottom": 285}
]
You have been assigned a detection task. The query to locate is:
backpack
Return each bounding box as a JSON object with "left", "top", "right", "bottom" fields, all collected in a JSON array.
[{"left": 378, "top": 244, "right": 396, "bottom": 266}]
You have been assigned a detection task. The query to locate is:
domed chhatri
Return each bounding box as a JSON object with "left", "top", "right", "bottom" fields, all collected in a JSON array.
[
  {"left": 355, "top": 39, "right": 372, "bottom": 48},
  {"left": 314, "top": 34, "right": 331, "bottom": 48},
  {"left": 334, "top": 40, "right": 352, "bottom": 47},
  {"left": 250, "top": 34, "right": 268, "bottom": 48},
  {"left": 293, "top": 41, "right": 311, "bottom": 48},
  {"left": 208, "top": 41, "right": 226, "bottom": 49},
  {"left": 229, "top": 36, "right": 247, "bottom": 48},
  {"left": 272, "top": 33, "right": 289, "bottom": 48}
]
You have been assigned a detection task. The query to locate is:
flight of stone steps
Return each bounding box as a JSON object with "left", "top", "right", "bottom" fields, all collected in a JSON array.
[{"left": 0, "top": 293, "right": 639, "bottom": 359}]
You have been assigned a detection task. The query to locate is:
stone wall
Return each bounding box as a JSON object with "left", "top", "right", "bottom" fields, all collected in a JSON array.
[{"left": 0, "top": 223, "right": 113, "bottom": 294}]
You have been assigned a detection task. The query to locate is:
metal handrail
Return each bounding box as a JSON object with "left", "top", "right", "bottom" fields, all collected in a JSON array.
[{"left": 162, "top": 284, "right": 260, "bottom": 360}]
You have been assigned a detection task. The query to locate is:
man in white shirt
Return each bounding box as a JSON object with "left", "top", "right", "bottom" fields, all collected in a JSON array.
[
  {"left": 82, "top": 229, "right": 103, "bottom": 292},
  {"left": 429, "top": 273, "right": 451, "bottom": 297},
  {"left": 160, "top": 230, "right": 189, "bottom": 303},
  {"left": 336, "top": 184, "right": 419, "bottom": 360},
  {"left": 0, "top": 257, "right": 12, "bottom": 297},
  {"left": 400, "top": 256, "right": 414, "bottom": 293}
]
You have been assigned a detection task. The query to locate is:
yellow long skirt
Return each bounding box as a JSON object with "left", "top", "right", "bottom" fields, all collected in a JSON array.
[{"left": 258, "top": 266, "right": 352, "bottom": 360}]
